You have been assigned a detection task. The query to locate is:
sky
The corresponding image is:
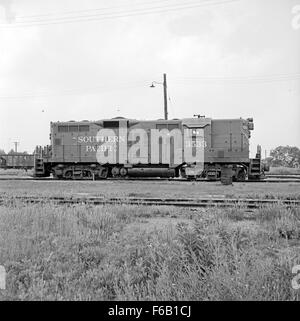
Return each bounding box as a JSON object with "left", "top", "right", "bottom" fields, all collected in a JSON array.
[{"left": 0, "top": 0, "right": 299, "bottom": 157}]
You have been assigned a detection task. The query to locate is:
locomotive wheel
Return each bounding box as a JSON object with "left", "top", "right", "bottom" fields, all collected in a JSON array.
[
  {"left": 111, "top": 166, "right": 120, "bottom": 177},
  {"left": 237, "top": 170, "right": 246, "bottom": 182},
  {"left": 64, "top": 170, "right": 73, "bottom": 179},
  {"left": 83, "top": 170, "right": 92, "bottom": 178},
  {"left": 119, "top": 167, "right": 128, "bottom": 177},
  {"left": 98, "top": 167, "right": 108, "bottom": 179}
]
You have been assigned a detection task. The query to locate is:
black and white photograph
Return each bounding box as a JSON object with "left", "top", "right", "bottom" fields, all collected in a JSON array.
[{"left": 0, "top": 0, "right": 299, "bottom": 310}]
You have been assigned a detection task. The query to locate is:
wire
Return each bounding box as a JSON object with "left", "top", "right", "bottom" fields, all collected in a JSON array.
[
  {"left": 174, "top": 73, "right": 300, "bottom": 80},
  {"left": 167, "top": 86, "right": 174, "bottom": 118},
  {"left": 0, "top": 81, "right": 149, "bottom": 100},
  {"left": 0, "top": 0, "right": 240, "bottom": 28},
  {"left": 171, "top": 73, "right": 300, "bottom": 84},
  {"left": 1, "top": 72, "right": 298, "bottom": 100},
  {"left": 10, "top": 0, "right": 184, "bottom": 20}
]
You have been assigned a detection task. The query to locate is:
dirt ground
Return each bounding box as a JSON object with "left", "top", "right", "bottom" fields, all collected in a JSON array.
[{"left": 1, "top": 179, "right": 300, "bottom": 199}]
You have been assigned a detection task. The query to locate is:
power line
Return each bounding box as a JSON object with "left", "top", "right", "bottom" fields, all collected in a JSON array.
[
  {"left": 0, "top": 81, "right": 149, "bottom": 100},
  {"left": 174, "top": 73, "right": 300, "bottom": 80},
  {"left": 2, "top": 0, "right": 240, "bottom": 23},
  {"left": 171, "top": 73, "right": 300, "bottom": 84},
  {"left": 0, "top": 0, "right": 240, "bottom": 28},
  {"left": 0, "top": 73, "right": 298, "bottom": 100},
  {"left": 1, "top": 0, "right": 239, "bottom": 27},
  {"left": 10, "top": 0, "right": 183, "bottom": 20}
]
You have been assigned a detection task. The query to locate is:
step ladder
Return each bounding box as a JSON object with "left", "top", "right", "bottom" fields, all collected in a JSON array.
[
  {"left": 249, "top": 158, "right": 261, "bottom": 178},
  {"left": 34, "top": 157, "right": 45, "bottom": 176}
]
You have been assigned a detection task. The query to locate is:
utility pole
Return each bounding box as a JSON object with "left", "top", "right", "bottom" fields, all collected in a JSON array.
[
  {"left": 13, "top": 141, "right": 19, "bottom": 153},
  {"left": 163, "top": 73, "right": 168, "bottom": 120},
  {"left": 150, "top": 73, "right": 168, "bottom": 120}
]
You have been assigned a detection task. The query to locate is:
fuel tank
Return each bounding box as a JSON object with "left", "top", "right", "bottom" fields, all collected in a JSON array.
[{"left": 127, "top": 168, "right": 175, "bottom": 178}]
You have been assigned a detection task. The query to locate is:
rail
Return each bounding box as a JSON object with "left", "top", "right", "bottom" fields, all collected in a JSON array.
[{"left": 1, "top": 195, "right": 299, "bottom": 209}]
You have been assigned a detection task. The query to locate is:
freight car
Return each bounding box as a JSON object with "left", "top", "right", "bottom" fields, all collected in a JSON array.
[
  {"left": 33, "top": 116, "right": 268, "bottom": 180},
  {"left": 0, "top": 154, "right": 34, "bottom": 169}
]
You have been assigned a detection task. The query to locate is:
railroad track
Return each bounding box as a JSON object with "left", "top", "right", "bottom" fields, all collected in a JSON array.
[
  {"left": 265, "top": 174, "right": 300, "bottom": 179},
  {"left": 1, "top": 176, "right": 300, "bottom": 183},
  {"left": 1, "top": 195, "right": 300, "bottom": 209}
]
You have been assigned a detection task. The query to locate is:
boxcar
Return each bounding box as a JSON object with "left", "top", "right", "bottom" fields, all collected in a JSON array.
[{"left": 0, "top": 154, "right": 34, "bottom": 169}]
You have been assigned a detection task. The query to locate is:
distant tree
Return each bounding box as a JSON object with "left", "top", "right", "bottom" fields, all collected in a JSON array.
[
  {"left": 7, "top": 149, "right": 29, "bottom": 155},
  {"left": 0, "top": 148, "right": 5, "bottom": 154},
  {"left": 264, "top": 156, "right": 273, "bottom": 167},
  {"left": 269, "top": 146, "right": 300, "bottom": 168}
]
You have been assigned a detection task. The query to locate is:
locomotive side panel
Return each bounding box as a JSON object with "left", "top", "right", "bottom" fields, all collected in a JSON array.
[
  {"left": 50, "top": 118, "right": 252, "bottom": 166},
  {"left": 52, "top": 122, "right": 100, "bottom": 163},
  {"left": 51, "top": 119, "right": 187, "bottom": 167}
]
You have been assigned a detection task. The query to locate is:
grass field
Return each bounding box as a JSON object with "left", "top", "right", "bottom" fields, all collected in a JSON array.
[
  {"left": 0, "top": 169, "right": 33, "bottom": 176},
  {"left": 269, "top": 167, "right": 300, "bottom": 175},
  {"left": 0, "top": 201, "right": 299, "bottom": 301},
  {"left": 1, "top": 180, "right": 300, "bottom": 301}
]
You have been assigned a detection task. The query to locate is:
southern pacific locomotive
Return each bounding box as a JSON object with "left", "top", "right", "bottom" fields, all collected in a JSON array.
[{"left": 31, "top": 115, "right": 267, "bottom": 180}]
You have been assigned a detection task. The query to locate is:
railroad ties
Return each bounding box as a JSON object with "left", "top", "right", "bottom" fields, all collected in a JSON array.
[
  {"left": 1, "top": 195, "right": 299, "bottom": 210},
  {"left": 0, "top": 176, "right": 300, "bottom": 183}
]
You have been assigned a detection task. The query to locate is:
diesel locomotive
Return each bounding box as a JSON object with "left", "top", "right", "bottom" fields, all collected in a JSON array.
[{"left": 33, "top": 115, "right": 267, "bottom": 180}]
